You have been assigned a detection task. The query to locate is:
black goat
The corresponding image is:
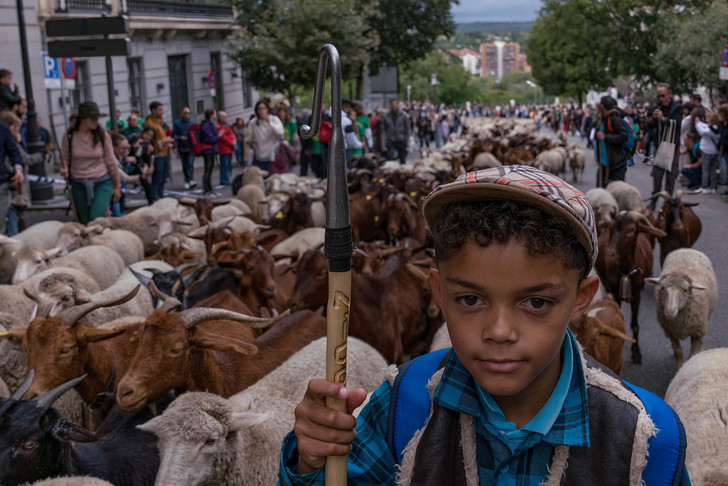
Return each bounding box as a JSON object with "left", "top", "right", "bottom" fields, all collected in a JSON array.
[{"left": 0, "top": 372, "right": 159, "bottom": 486}]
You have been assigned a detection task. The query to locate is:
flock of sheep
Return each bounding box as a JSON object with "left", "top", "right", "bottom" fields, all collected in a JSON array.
[{"left": 0, "top": 117, "right": 725, "bottom": 485}]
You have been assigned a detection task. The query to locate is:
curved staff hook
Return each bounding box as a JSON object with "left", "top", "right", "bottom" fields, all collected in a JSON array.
[{"left": 298, "top": 44, "right": 352, "bottom": 486}]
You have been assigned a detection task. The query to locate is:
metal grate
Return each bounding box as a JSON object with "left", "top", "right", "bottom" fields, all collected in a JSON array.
[{"left": 126, "top": 0, "right": 232, "bottom": 17}]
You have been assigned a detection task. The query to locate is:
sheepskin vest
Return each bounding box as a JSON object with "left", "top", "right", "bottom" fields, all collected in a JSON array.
[{"left": 395, "top": 352, "right": 656, "bottom": 486}]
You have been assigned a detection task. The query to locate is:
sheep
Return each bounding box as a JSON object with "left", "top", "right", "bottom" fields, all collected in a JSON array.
[
  {"left": 28, "top": 478, "right": 115, "bottom": 486},
  {"left": 665, "top": 348, "right": 728, "bottom": 486},
  {"left": 566, "top": 143, "right": 585, "bottom": 182},
  {"left": 138, "top": 336, "right": 387, "bottom": 486},
  {"left": 533, "top": 148, "right": 566, "bottom": 175},
  {"left": 54, "top": 222, "right": 144, "bottom": 267},
  {"left": 606, "top": 180, "right": 643, "bottom": 212},
  {"left": 585, "top": 188, "right": 619, "bottom": 226},
  {"left": 211, "top": 203, "right": 247, "bottom": 222},
  {"left": 470, "top": 152, "right": 502, "bottom": 169},
  {"left": 270, "top": 227, "right": 325, "bottom": 261},
  {"left": 237, "top": 184, "right": 268, "bottom": 221},
  {"left": 645, "top": 249, "right": 718, "bottom": 367},
  {"left": 0, "top": 235, "right": 21, "bottom": 284},
  {"left": 12, "top": 245, "right": 125, "bottom": 290},
  {"left": 13, "top": 220, "right": 65, "bottom": 250},
  {"left": 241, "top": 165, "right": 267, "bottom": 189},
  {"left": 0, "top": 376, "right": 8, "bottom": 398}
]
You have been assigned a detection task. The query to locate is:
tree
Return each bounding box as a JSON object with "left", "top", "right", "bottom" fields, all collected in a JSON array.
[
  {"left": 226, "top": 0, "right": 377, "bottom": 97},
  {"left": 398, "top": 50, "right": 480, "bottom": 105},
  {"left": 526, "top": 0, "right": 610, "bottom": 101},
  {"left": 367, "top": 0, "right": 458, "bottom": 73},
  {"left": 654, "top": 0, "right": 728, "bottom": 95}
]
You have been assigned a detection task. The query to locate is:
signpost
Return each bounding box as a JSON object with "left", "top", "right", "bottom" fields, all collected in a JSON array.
[
  {"left": 207, "top": 70, "right": 216, "bottom": 98},
  {"left": 720, "top": 44, "right": 728, "bottom": 81},
  {"left": 42, "top": 53, "right": 60, "bottom": 89}
]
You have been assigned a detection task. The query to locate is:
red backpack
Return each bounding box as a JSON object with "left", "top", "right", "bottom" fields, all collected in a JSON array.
[{"left": 188, "top": 123, "right": 211, "bottom": 156}]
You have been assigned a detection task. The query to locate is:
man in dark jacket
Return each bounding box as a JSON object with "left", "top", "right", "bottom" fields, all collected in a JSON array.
[
  {"left": 0, "top": 69, "right": 21, "bottom": 112},
  {"left": 595, "top": 96, "right": 628, "bottom": 187},
  {"left": 381, "top": 99, "right": 410, "bottom": 165},
  {"left": 172, "top": 106, "right": 196, "bottom": 189},
  {"left": 648, "top": 83, "right": 682, "bottom": 204},
  {"left": 0, "top": 120, "right": 23, "bottom": 235}
]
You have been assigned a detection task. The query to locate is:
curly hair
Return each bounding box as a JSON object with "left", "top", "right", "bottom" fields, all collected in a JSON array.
[{"left": 430, "top": 199, "right": 590, "bottom": 279}]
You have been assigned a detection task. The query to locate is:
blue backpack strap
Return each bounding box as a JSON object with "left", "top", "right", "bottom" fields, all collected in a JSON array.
[
  {"left": 624, "top": 381, "right": 688, "bottom": 486},
  {"left": 386, "top": 348, "right": 450, "bottom": 464}
]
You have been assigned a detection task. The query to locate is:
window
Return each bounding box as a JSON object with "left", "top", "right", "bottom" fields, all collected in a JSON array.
[
  {"left": 71, "top": 61, "right": 90, "bottom": 108},
  {"left": 242, "top": 70, "right": 252, "bottom": 109},
  {"left": 210, "top": 52, "right": 225, "bottom": 111},
  {"left": 127, "top": 58, "right": 145, "bottom": 113}
]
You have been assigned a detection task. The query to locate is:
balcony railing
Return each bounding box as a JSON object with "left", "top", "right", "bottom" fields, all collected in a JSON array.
[{"left": 57, "top": 0, "right": 233, "bottom": 18}]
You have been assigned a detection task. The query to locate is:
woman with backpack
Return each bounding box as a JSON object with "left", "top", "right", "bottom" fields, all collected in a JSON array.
[
  {"left": 199, "top": 108, "right": 223, "bottom": 195},
  {"left": 60, "top": 101, "right": 120, "bottom": 224}
]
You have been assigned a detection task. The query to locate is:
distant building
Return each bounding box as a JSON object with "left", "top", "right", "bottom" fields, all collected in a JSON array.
[
  {"left": 449, "top": 48, "right": 481, "bottom": 76},
  {"left": 478, "top": 41, "right": 531, "bottom": 81}
]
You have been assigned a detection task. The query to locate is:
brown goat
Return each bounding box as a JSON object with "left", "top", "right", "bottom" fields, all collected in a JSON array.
[
  {"left": 115, "top": 308, "right": 320, "bottom": 413},
  {"left": 569, "top": 295, "right": 635, "bottom": 375},
  {"left": 595, "top": 211, "right": 666, "bottom": 364},
  {"left": 649, "top": 191, "right": 702, "bottom": 265}
]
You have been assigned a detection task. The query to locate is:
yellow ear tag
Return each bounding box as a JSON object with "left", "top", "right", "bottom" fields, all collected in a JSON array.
[
  {"left": 409, "top": 191, "right": 417, "bottom": 197},
  {"left": 379, "top": 178, "right": 385, "bottom": 183},
  {"left": 275, "top": 211, "right": 284, "bottom": 219},
  {"left": 420, "top": 196, "right": 425, "bottom": 201},
  {"left": 374, "top": 216, "right": 380, "bottom": 223},
  {"left": 366, "top": 194, "right": 373, "bottom": 201}
]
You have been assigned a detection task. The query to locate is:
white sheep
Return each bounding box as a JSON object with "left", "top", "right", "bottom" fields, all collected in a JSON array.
[
  {"left": 237, "top": 184, "right": 268, "bottom": 222},
  {"left": 28, "top": 477, "right": 115, "bottom": 486},
  {"left": 138, "top": 336, "right": 387, "bottom": 486},
  {"left": 270, "top": 227, "right": 325, "bottom": 260},
  {"left": 566, "top": 143, "right": 585, "bottom": 182},
  {"left": 585, "top": 188, "right": 619, "bottom": 225},
  {"left": 241, "top": 166, "right": 267, "bottom": 189},
  {"left": 471, "top": 152, "right": 502, "bottom": 169},
  {"left": 54, "top": 222, "right": 144, "bottom": 267},
  {"left": 12, "top": 245, "right": 125, "bottom": 290},
  {"left": 645, "top": 249, "right": 718, "bottom": 367},
  {"left": 13, "top": 220, "right": 66, "bottom": 250},
  {"left": 606, "top": 180, "right": 643, "bottom": 212},
  {"left": 533, "top": 148, "right": 566, "bottom": 175},
  {"left": 665, "top": 348, "right": 728, "bottom": 485}
]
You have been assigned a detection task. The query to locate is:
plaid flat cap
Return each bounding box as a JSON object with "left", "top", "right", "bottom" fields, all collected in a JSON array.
[{"left": 423, "top": 165, "right": 598, "bottom": 269}]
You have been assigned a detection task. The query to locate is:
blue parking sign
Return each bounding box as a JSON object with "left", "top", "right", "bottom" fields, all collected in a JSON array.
[{"left": 42, "top": 52, "right": 61, "bottom": 89}]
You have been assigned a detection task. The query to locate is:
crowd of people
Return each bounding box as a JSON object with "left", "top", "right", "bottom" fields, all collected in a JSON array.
[{"left": 1, "top": 60, "right": 727, "bottom": 232}]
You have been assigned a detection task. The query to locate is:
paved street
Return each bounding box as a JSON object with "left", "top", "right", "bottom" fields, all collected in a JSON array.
[{"left": 21, "top": 129, "right": 728, "bottom": 398}]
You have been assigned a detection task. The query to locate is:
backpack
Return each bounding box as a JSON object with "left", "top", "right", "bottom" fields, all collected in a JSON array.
[
  {"left": 319, "top": 120, "right": 332, "bottom": 144},
  {"left": 188, "top": 123, "right": 212, "bottom": 156},
  {"left": 386, "top": 348, "right": 688, "bottom": 485},
  {"left": 622, "top": 118, "right": 637, "bottom": 165}
]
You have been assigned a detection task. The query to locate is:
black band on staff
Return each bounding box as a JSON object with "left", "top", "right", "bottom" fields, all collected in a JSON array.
[{"left": 325, "top": 225, "right": 354, "bottom": 272}]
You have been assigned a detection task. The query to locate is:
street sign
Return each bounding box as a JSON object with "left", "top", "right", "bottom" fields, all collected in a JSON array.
[
  {"left": 48, "top": 38, "right": 130, "bottom": 58},
  {"left": 45, "top": 16, "right": 129, "bottom": 37},
  {"left": 721, "top": 44, "right": 728, "bottom": 81},
  {"left": 207, "top": 71, "right": 216, "bottom": 89},
  {"left": 61, "top": 57, "right": 76, "bottom": 79},
  {"left": 42, "top": 53, "right": 60, "bottom": 89}
]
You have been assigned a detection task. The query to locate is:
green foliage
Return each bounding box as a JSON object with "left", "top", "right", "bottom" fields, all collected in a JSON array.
[
  {"left": 655, "top": 1, "right": 728, "bottom": 94},
  {"left": 456, "top": 21, "right": 533, "bottom": 34},
  {"left": 226, "top": 0, "right": 377, "bottom": 96},
  {"left": 368, "top": 0, "right": 458, "bottom": 72},
  {"left": 526, "top": 0, "right": 609, "bottom": 99}
]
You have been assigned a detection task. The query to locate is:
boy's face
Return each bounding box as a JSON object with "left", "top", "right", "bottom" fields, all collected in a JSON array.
[{"left": 430, "top": 240, "right": 596, "bottom": 418}]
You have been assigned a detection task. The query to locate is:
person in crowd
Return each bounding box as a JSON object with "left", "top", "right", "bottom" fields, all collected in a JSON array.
[
  {"left": 381, "top": 99, "right": 410, "bottom": 165},
  {"left": 718, "top": 106, "right": 728, "bottom": 191},
  {"left": 354, "top": 103, "right": 372, "bottom": 150},
  {"left": 199, "top": 108, "right": 222, "bottom": 195},
  {"left": 648, "top": 83, "right": 682, "bottom": 207},
  {"left": 130, "top": 126, "right": 156, "bottom": 204},
  {"left": 247, "top": 100, "right": 284, "bottom": 173},
  {"left": 416, "top": 110, "right": 431, "bottom": 148},
  {"left": 346, "top": 108, "right": 365, "bottom": 164},
  {"left": 440, "top": 113, "right": 450, "bottom": 143},
  {"left": 19, "top": 115, "right": 52, "bottom": 155},
  {"left": 109, "top": 131, "right": 153, "bottom": 216},
  {"left": 106, "top": 109, "right": 127, "bottom": 131},
  {"left": 0, "top": 114, "right": 22, "bottom": 235},
  {"left": 680, "top": 132, "right": 702, "bottom": 190},
  {"left": 59, "top": 101, "right": 120, "bottom": 225},
  {"left": 279, "top": 166, "right": 690, "bottom": 485},
  {"left": 0, "top": 69, "right": 21, "bottom": 112},
  {"left": 124, "top": 113, "right": 143, "bottom": 142},
  {"left": 278, "top": 105, "right": 299, "bottom": 149},
  {"left": 594, "top": 95, "right": 629, "bottom": 187},
  {"left": 677, "top": 102, "right": 694, "bottom": 173},
  {"left": 144, "top": 101, "right": 173, "bottom": 201},
  {"left": 693, "top": 109, "right": 721, "bottom": 194},
  {"left": 216, "top": 110, "right": 236, "bottom": 186},
  {"left": 233, "top": 117, "right": 247, "bottom": 166},
  {"left": 172, "top": 106, "right": 196, "bottom": 190}
]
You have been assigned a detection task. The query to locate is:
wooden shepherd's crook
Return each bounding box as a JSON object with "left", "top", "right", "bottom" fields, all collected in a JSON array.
[{"left": 298, "top": 44, "right": 352, "bottom": 486}]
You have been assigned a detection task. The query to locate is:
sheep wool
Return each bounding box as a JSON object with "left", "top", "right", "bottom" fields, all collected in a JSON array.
[{"left": 665, "top": 348, "right": 728, "bottom": 486}]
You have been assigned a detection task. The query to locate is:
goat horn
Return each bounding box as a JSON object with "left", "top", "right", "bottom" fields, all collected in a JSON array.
[
  {"left": 58, "top": 284, "right": 141, "bottom": 327},
  {"left": 180, "top": 307, "right": 290, "bottom": 329},
  {"left": 595, "top": 319, "right": 636, "bottom": 343},
  {"left": 643, "top": 191, "right": 670, "bottom": 202},
  {"left": 0, "top": 369, "right": 35, "bottom": 416},
  {"left": 352, "top": 248, "right": 369, "bottom": 258},
  {"left": 149, "top": 280, "right": 181, "bottom": 313},
  {"left": 174, "top": 262, "right": 200, "bottom": 274},
  {"left": 129, "top": 267, "right": 151, "bottom": 288},
  {"left": 35, "top": 374, "right": 88, "bottom": 412},
  {"left": 178, "top": 197, "right": 197, "bottom": 206},
  {"left": 22, "top": 287, "right": 54, "bottom": 318}
]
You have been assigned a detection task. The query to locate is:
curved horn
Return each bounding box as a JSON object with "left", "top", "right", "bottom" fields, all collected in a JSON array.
[
  {"left": 22, "top": 287, "right": 55, "bottom": 319},
  {"left": 149, "top": 280, "right": 181, "bottom": 313},
  {"left": 58, "top": 284, "right": 141, "bottom": 327},
  {"left": 129, "top": 267, "right": 151, "bottom": 288},
  {"left": 643, "top": 191, "right": 670, "bottom": 202},
  {"left": 35, "top": 374, "right": 87, "bottom": 412},
  {"left": 0, "top": 370, "right": 35, "bottom": 416},
  {"left": 180, "top": 307, "right": 290, "bottom": 329},
  {"left": 352, "top": 248, "right": 370, "bottom": 258},
  {"left": 174, "top": 262, "right": 200, "bottom": 275}
]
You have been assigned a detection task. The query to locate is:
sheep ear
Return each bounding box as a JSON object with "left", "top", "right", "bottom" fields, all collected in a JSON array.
[
  {"left": 190, "top": 332, "right": 258, "bottom": 356},
  {"left": 228, "top": 412, "right": 272, "bottom": 432},
  {"left": 136, "top": 416, "right": 163, "bottom": 435},
  {"left": 644, "top": 277, "right": 660, "bottom": 286},
  {"left": 74, "top": 288, "right": 93, "bottom": 304}
]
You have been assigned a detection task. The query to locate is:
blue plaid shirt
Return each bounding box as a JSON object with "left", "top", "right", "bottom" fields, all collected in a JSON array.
[{"left": 279, "top": 330, "right": 592, "bottom": 485}]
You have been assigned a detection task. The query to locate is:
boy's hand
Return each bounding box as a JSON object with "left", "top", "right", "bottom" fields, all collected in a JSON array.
[{"left": 294, "top": 379, "right": 367, "bottom": 475}]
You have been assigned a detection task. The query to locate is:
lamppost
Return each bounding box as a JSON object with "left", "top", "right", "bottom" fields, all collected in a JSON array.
[
  {"left": 526, "top": 80, "right": 537, "bottom": 106},
  {"left": 407, "top": 85, "right": 411, "bottom": 106},
  {"left": 16, "top": 0, "right": 52, "bottom": 201}
]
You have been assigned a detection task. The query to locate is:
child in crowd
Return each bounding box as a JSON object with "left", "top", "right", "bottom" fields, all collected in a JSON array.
[
  {"left": 680, "top": 132, "right": 702, "bottom": 191},
  {"left": 279, "top": 166, "right": 689, "bottom": 485}
]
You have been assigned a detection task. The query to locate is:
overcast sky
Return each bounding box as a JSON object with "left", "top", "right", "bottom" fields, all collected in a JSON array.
[{"left": 450, "top": 0, "right": 542, "bottom": 23}]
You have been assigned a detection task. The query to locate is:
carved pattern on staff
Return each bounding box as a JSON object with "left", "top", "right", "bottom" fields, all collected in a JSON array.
[{"left": 332, "top": 290, "right": 350, "bottom": 385}]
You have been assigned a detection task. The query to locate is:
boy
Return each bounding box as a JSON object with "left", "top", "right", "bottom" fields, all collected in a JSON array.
[
  {"left": 279, "top": 166, "right": 689, "bottom": 485},
  {"left": 680, "top": 132, "right": 702, "bottom": 191}
]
